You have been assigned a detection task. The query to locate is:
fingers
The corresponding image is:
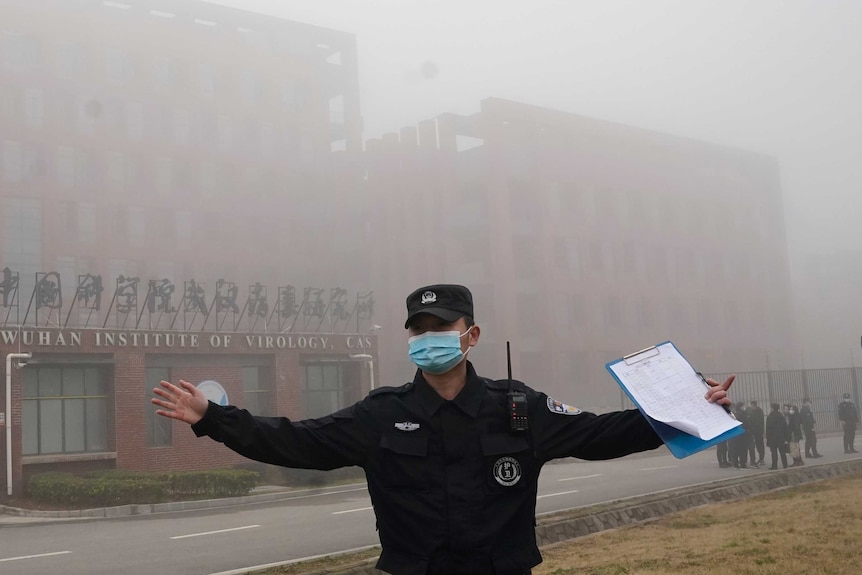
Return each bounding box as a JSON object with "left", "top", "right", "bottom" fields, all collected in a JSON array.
[
  {"left": 723, "top": 374, "right": 736, "bottom": 391},
  {"left": 158, "top": 379, "right": 185, "bottom": 396},
  {"left": 178, "top": 379, "right": 196, "bottom": 393}
]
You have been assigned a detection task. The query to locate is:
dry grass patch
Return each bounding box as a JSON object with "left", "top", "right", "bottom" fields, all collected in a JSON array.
[{"left": 535, "top": 473, "right": 862, "bottom": 575}]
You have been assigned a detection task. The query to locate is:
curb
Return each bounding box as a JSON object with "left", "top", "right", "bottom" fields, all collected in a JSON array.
[{"left": 0, "top": 484, "right": 355, "bottom": 523}]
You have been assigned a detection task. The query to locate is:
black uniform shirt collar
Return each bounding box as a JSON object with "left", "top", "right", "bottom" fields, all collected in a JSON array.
[{"left": 412, "top": 361, "right": 485, "bottom": 418}]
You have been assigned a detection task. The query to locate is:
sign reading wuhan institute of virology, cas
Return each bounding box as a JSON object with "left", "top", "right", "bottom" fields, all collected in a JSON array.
[{"left": 0, "top": 329, "right": 375, "bottom": 352}]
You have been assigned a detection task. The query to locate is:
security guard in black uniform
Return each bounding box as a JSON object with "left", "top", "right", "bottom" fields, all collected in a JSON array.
[{"left": 153, "top": 284, "right": 734, "bottom": 575}]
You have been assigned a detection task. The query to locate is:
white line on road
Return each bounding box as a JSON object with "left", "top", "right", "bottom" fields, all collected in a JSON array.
[
  {"left": 640, "top": 465, "right": 678, "bottom": 471},
  {"left": 0, "top": 551, "right": 71, "bottom": 563},
  {"left": 332, "top": 506, "right": 374, "bottom": 515},
  {"left": 557, "top": 474, "right": 603, "bottom": 482},
  {"left": 171, "top": 525, "right": 261, "bottom": 540},
  {"left": 537, "top": 489, "right": 579, "bottom": 499}
]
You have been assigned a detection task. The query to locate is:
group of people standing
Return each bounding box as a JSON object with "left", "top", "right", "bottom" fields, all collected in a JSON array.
[{"left": 716, "top": 394, "right": 859, "bottom": 470}]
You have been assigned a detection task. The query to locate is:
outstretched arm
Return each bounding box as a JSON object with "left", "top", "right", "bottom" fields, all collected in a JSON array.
[{"left": 151, "top": 379, "right": 209, "bottom": 425}]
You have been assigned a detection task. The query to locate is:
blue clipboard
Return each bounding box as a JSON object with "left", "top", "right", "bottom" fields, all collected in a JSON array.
[{"left": 606, "top": 341, "right": 743, "bottom": 459}]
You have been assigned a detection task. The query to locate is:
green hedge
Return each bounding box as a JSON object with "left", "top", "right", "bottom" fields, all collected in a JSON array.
[{"left": 27, "top": 469, "right": 259, "bottom": 507}]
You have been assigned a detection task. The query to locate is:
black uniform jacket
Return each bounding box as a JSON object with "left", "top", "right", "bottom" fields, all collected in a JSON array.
[{"left": 191, "top": 361, "right": 662, "bottom": 575}]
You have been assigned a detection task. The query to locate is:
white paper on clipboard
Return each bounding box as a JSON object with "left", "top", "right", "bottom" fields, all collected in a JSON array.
[{"left": 608, "top": 342, "right": 740, "bottom": 441}]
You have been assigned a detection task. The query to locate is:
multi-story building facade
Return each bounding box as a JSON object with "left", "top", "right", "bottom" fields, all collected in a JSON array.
[
  {"left": 0, "top": 0, "right": 374, "bottom": 497},
  {"left": 365, "top": 98, "right": 799, "bottom": 411}
]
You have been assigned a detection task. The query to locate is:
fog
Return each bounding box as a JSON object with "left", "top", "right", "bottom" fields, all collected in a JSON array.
[
  {"left": 2, "top": 0, "right": 860, "bottom": 410},
  {"left": 210, "top": 0, "right": 862, "bottom": 370}
]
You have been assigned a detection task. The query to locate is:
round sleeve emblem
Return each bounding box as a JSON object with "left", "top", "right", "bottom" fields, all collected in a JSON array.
[{"left": 493, "top": 456, "right": 522, "bottom": 487}]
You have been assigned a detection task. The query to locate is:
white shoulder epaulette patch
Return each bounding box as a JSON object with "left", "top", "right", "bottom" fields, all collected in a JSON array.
[{"left": 547, "top": 396, "right": 582, "bottom": 415}]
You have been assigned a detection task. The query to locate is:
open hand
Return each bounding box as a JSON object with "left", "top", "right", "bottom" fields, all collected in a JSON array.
[{"left": 151, "top": 380, "right": 208, "bottom": 425}]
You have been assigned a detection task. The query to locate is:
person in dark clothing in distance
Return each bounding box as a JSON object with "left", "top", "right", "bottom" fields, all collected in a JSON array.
[
  {"left": 748, "top": 400, "right": 765, "bottom": 465},
  {"left": 151, "top": 284, "right": 735, "bottom": 575},
  {"left": 730, "top": 401, "right": 750, "bottom": 468},
  {"left": 800, "top": 398, "right": 821, "bottom": 458},
  {"left": 786, "top": 404, "right": 805, "bottom": 467},
  {"left": 766, "top": 403, "right": 789, "bottom": 470},
  {"left": 838, "top": 393, "right": 859, "bottom": 453},
  {"left": 716, "top": 440, "right": 731, "bottom": 468}
]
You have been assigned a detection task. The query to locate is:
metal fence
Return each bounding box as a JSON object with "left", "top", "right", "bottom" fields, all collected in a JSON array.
[{"left": 622, "top": 367, "right": 861, "bottom": 433}]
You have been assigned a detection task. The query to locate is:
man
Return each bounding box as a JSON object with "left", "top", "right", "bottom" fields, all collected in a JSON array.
[
  {"left": 152, "top": 284, "right": 733, "bottom": 575},
  {"left": 730, "top": 401, "right": 749, "bottom": 469},
  {"left": 799, "top": 398, "right": 821, "bottom": 458},
  {"left": 765, "top": 403, "right": 789, "bottom": 470},
  {"left": 716, "top": 439, "right": 731, "bottom": 468},
  {"left": 838, "top": 393, "right": 859, "bottom": 453},
  {"left": 785, "top": 404, "right": 805, "bottom": 467},
  {"left": 748, "top": 400, "right": 765, "bottom": 465}
]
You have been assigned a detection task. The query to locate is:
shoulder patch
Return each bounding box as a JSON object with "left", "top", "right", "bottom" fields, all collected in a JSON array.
[
  {"left": 546, "top": 396, "right": 582, "bottom": 416},
  {"left": 368, "top": 382, "right": 412, "bottom": 398}
]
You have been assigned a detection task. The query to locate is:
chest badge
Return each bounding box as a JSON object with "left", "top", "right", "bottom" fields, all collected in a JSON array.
[
  {"left": 493, "top": 456, "right": 522, "bottom": 487},
  {"left": 394, "top": 421, "right": 420, "bottom": 432}
]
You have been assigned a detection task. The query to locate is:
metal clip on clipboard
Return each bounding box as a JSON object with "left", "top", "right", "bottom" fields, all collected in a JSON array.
[{"left": 622, "top": 345, "right": 661, "bottom": 365}]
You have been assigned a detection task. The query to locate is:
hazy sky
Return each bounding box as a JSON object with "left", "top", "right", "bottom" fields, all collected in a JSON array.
[{"left": 209, "top": 0, "right": 861, "bottom": 256}]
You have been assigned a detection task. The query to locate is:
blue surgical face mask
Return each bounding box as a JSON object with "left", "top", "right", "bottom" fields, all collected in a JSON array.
[{"left": 408, "top": 326, "right": 473, "bottom": 375}]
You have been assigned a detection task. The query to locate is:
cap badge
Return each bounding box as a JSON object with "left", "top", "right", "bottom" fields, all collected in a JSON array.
[{"left": 420, "top": 291, "right": 437, "bottom": 304}]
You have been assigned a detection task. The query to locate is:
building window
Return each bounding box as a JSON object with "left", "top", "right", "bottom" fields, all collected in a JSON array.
[
  {"left": 242, "top": 366, "right": 273, "bottom": 416},
  {"left": 153, "top": 56, "right": 176, "bottom": 89},
  {"left": 128, "top": 206, "right": 146, "bottom": 248},
  {"left": 173, "top": 109, "right": 189, "bottom": 146},
  {"left": 154, "top": 156, "right": 173, "bottom": 195},
  {"left": 78, "top": 202, "right": 97, "bottom": 245},
  {"left": 24, "top": 88, "right": 44, "bottom": 127},
  {"left": 145, "top": 367, "right": 172, "bottom": 447},
  {"left": 106, "top": 47, "right": 134, "bottom": 84},
  {"left": 198, "top": 63, "right": 218, "bottom": 98},
  {"left": 1, "top": 31, "right": 40, "bottom": 72},
  {"left": 200, "top": 160, "right": 217, "bottom": 199},
  {"left": 57, "top": 145, "right": 76, "bottom": 187},
  {"left": 126, "top": 101, "right": 143, "bottom": 139},
  {"left": 106, "top": 151, "right": 125, "bottom": 192},
  {"left": 3, "top": 197, "right": 42, "bottom": 288},
  {"left": 55, "top": 40, "right": 86, "bottom": 79},
  {"left": 175, "top": 211, "right": 192, "bottom": 250},
  {"left": 301, "top": 363, "right": 346, "bottom": 418},
  {"left": 2, "top": 140, "right": 23, "bottom": 182},
  {"left": 22, "top": 366, "right": 109, "bottom": 455},
  {"left": 217, "top": 115, "right": 232, "bottom": 151}
]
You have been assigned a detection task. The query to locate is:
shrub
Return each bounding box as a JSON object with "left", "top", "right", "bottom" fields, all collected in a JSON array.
[{"left": 27, "top": 468, "right": 260, "bottom": 507}]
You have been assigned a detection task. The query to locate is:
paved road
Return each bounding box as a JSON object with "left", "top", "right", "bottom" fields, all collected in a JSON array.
[{"left": 1, "top": 434, "right": 857, "bottom": 575}]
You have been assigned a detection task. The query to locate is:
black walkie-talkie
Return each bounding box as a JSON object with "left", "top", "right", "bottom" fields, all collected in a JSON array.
[{"left": 507, "top": 341, "right": 529, "bottom": 432}]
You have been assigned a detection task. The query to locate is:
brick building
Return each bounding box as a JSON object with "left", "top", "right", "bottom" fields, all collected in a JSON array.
[
  {"left": 0, "top": 0, "right": 374, "bottom": 498},
  {"left": 364, "top": 98, "right": 799, "bottom": 410},
  {"left": 1, "top": 327, "right": 375, "bottom": 496}
]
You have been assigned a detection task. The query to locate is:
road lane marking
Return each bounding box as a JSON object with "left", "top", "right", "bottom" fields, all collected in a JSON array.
[
  {"left": 557, "top": 474, "right": 603, "bottom": 482},
  {"left": 640, "top": 465, "right": 678, "bottom": 471},
  {"left": 537, "top": 489, "right": 579, "bottom": 499},
  {"left": 332, "top": 506, "right": 374, "bottom": 515},
  {"left": 171, "top": 525, "right": 261, "bottom": 540},
  {"left": 0, "top": 551, "right": 71, "bottom": 563}
]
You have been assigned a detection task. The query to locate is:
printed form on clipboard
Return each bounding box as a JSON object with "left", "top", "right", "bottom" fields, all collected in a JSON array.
[{"left": 607, "top": 341, "right": 742, "bottom": 443}]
